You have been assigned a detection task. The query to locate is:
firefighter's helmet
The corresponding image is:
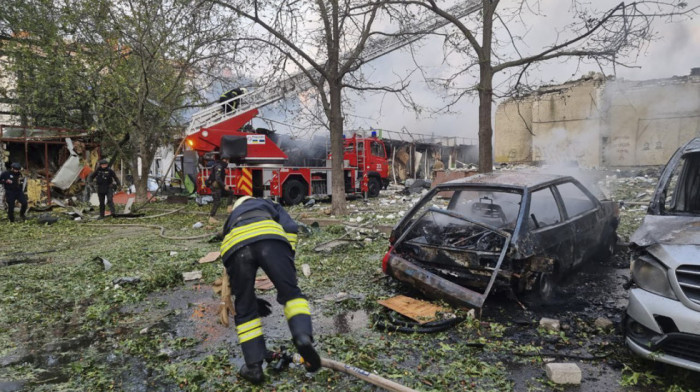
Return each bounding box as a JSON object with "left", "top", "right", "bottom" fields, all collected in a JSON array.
[
  {"left": 10, "top": 162, "right": 21, "bottom": 170},
  {"left": 231, "top": 196, "right": 253, "bottom": 212},
  {"left": 99, "top": 159, "right": 109, "bottom": 165}
]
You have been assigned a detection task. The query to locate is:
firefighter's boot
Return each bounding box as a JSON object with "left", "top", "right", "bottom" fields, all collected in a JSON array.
[
  {"left": 285, "top": 298, "right": 321, "bottom": 372},
  {"left": 293, "top": 334, "right": 321, "bottom": 372},
  {"left": 239, "top": 362, "right": 264, "bottom": 384}
]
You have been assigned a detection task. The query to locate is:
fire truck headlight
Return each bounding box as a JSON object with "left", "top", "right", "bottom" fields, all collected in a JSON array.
[{"left": 202, "top": 131, "right": 209, "bottom": 137}]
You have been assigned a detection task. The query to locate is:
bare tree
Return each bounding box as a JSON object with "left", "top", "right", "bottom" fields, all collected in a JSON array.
[
  {"left": 389, "top": 0, "right": 698, "bottom": 173},
  {"left": 209, "top": 0, "right": 415, "bottom": 215}
]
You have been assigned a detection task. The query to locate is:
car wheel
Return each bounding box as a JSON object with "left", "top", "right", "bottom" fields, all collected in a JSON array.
[
  {"left": 282, "top": 178, "right": 307, "bottom": 205},
  {"left": 367, "top": 177, "right": 381, "bottom": 198},
  {"left": 536, "top": 271, "right": 558, "bottom": 304}
]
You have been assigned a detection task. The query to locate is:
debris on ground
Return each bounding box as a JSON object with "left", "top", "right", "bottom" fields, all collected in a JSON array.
[
  {"left": 320, "top": 292, "right": 364, "bottom": 303},
  {"left": 377, "top": 295, "right": 450, "bottom": 324},
  {"left": 192, "top": 221, "right": 204, "bottom": 229},
  {"left": 545, "top": 363, "right": 582, "bottom": 385},
  {"left": 198, "top": 251, "right": 220, "bottom": 264},
  {"left": 93, "top": 256, "right": 112, "bottom": 271},
  {"left": 182, "top": 270, "right": 202, "bottom": 281},
  {"left": 112, "top": 276, "right": 141, "bottom": 285},
  {"left": 301, "top": 263, "right": 311, "bottom": 277},
  {"left": 540, "top": 317, "right": 561, "bottom": 332},
  {"left": 594, "top": 316, "right": 614, "bottom": 330},
  {"left": 313, "top": 238, "right": 361, "bottom": 253},
  {"left": 254, "top": 275, "right": 274, "bottom": 290}
]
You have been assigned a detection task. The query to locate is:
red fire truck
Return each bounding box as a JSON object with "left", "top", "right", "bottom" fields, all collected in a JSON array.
[{"left": 184, "top": 108, "right": 390, "bottom": 205}]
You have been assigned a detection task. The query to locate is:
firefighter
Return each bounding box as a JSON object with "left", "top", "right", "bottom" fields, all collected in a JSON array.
[
  {"left": 88, "top": 159, "right": 121, "bottom": 219},
  {"left": 207, "top": 155, "right": 232, "bottom": 224},
  {"left": 0, "top": 162, "right": 28, "bottom": 222},
  {"left": 219, "top": 87, "right": 247, "bottom": 114},
  {"left": 221, "top": 196, "right": 320, "bottom": 384}
]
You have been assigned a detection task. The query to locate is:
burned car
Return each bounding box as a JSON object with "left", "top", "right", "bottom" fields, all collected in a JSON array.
[
  {"left": 382, "top": 172, "right": 619, "bottom": 308},
  {"left": 625, "top": 138, "right": 700, "bottom": 372}
]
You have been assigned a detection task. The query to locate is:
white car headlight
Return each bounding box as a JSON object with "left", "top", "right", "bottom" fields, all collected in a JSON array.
[{"left": 631, "top": 254, "right": 677, "bottom": 300}]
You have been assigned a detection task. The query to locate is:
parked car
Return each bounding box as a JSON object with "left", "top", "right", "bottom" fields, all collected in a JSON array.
[
  {"left": 625, "top": 137, "right": 700, "bottom": 372},
  {"left": 382, "top": 171, "right": 619, "bottom": 308}
]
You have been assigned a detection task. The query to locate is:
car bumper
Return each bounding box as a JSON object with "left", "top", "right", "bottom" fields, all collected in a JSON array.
[
  {"left": 385, "top": 253, "right": 498, "bottom": 308},
  {"left": 625, "top": 288, "right": 700, "bottom": 372}
]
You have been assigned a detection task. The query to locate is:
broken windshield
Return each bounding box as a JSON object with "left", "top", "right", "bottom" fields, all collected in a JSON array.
[{"left": 447, "top": 189, "right": 522, "bottom": 230}]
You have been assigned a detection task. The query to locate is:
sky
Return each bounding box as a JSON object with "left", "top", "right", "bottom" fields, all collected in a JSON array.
[{"left": 250, "top": 0, "right": 700, "bottom": 141}]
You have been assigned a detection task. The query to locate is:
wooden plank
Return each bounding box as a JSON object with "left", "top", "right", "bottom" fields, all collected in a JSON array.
[
  {"left": 198, "top": 251, "right": 220, "bottom": 264},
  {"left": 377, "top": 295, "right": 448, "bottom": 324}
]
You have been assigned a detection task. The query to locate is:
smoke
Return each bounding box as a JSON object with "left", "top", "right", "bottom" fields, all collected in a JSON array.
[{"left": 271, "top": 133, "right": 329, "bottom": 166}]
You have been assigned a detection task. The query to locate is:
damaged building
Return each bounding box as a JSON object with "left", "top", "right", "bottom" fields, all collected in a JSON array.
[
  {"left": 495, "top": 68, "right": 700, "bottom": 167},
  {"left": 367, "top": 129, "right": 478, "bottom": 183},
  {"left": 0, "top": 125, "right": 100, "bottom": 204}
]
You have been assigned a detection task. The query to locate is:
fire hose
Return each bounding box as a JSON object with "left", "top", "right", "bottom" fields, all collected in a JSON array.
[{"left": 267, "top": 349, "right": 418, "bottom": 392}]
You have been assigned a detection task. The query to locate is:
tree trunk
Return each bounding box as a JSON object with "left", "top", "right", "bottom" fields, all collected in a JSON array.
[
  {"left": 131, "top": 137, "right": 154, "bottom": 203},
  {"left": 329, "top": 82, "right": 347, "bottom": 215},
  {"left": 477, "top": 0, "right": 496, "bottom": 174}
]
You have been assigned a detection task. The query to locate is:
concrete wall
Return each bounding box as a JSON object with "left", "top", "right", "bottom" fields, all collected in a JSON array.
[
  {"left": 495, "top": 71, "right": 700, "bottom": 167},
  {"left": 494, "top": 99, "right": 533, "bottom": 163},
  {"left": 602, "top": 78, "right": 700, "bottom": 166}
]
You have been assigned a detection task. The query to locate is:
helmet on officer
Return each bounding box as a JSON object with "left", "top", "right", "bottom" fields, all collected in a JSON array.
[
  {"left": 231, "top": 196, "right": 253, "bottom": 212},
  {"left": 99, "top": 159, "right": 109, "bottom": 166},
  {"left": 10, "top": 162, "right": 21, "bottom": 170},
  {"left": 220, "top": 154, "right": 230, "bottom": 162},
  {"left": 240, "top": 87, "right": 248, "bottom": 95}
]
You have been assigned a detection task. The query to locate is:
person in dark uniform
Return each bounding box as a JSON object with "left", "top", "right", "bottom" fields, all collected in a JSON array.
[
  {"left": 221, "top": 196, "right": 320, "bottom": 384},
  {"left": 88, "top": 159, "right": 121, "bottom": 219},
  {"left": 0, "top": 162, "right": 28, "bottom": 222},
  {"left": 207, "top": 155, "right": 232, "bottom": 223},
  {"left": 219, "top": 87, "right": 247, "bottom": 114}
]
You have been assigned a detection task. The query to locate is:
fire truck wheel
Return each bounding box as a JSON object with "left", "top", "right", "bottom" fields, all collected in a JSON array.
[
  {"left": 367, "top": 177, "right": 381, "bottom": 198},
  {"left": 282, "top": 178, "right": 307, "bottom": 205}
]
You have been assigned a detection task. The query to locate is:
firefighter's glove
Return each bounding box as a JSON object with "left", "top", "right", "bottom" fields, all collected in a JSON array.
[{"left": 257, "top": 298, "right": 272, "bottom": 317}]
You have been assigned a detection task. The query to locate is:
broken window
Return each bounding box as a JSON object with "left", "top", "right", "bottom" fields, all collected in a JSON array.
[
  {"left": 556, "top": 182, "right": 596, "bottom": 218},
  {"left": 665, "top": 152, "right": 700, "bottom": 214},
  {"left": 529, "top": 188, "right": 561, "bottom": 229}
]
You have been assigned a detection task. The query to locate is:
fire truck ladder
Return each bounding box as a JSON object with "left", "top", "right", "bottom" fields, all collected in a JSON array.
[{"left": 185, "top": 0, "right": 481, "bottom": 135}]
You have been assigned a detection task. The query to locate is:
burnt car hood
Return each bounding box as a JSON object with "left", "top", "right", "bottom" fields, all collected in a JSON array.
[{"left": 631, "top": 215, "right": 700, "bottom": 247}]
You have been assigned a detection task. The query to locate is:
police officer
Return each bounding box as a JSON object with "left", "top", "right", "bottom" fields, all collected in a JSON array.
[
  {"left": 219, "top": 87, "right": 247, "bottom": 114},
  {"left": 221, "top": 196, "right": 320, "bottom": 384},
  {"left": 0, "top": 162, "right": 28, "bottom": 222},
  {"left": 207, "top": 155, "right": 232, "bottom": 224},
  {"left": 88, "top": 159, "right": 121, "bottom": 219}
]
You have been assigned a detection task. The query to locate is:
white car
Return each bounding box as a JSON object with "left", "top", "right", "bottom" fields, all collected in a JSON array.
[{"left": 625, "top": 137, "right": 700, "bottom": 372}]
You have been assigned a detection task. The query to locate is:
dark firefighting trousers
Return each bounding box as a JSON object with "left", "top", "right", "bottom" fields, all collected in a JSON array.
[
  {"left": 5, "top": 191, "right": 27, "bottom": 222},
  {"left": 223, "top": 240, "right": 312, "bottom": 365},
  {"left": 97, "top": 190, "right": 116, "bottom": 217},
  {"left": 209, "top": 187, "right": 232, "bottom": 217}
]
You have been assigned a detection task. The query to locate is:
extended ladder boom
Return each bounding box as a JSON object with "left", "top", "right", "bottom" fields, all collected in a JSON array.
[{"left": 186, "top": 0, "right": 480, "bottom": 135}]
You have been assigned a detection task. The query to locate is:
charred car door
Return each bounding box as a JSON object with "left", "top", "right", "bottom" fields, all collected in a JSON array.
[
  {"left": 525, "top": 186, "right": 574, "bottom": 271},
  {"left": 553, "top": 181, "right": 602, "bottom": 266}
]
